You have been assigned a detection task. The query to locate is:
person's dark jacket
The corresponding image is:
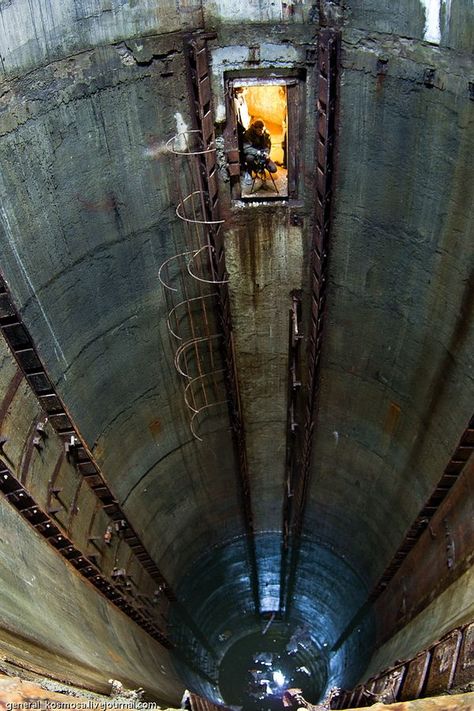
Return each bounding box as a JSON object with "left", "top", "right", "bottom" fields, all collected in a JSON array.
[{"left": 243, "top": 125, "right": 272, "bottom": 158}]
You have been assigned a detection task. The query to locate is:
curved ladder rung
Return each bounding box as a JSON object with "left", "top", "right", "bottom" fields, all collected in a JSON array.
[
  {"left": 158, "top": 250, "right": 197, "bottom": 292},
  {"left": 166, "top": 130, "right": 218, "bottom": 157},
  {"left": 190, "top": 400, "right": 230, "bottom": 442},
  {"left": 174, "top": 334, "right": 222, "bottom": 379},
  {"left": 176, "top": 191, "right": 225, "bottom": 226},
  {"left": 183, "top": 369, "right": 226, "bottom": 413},
  {"left": 166, "top": 293, "right": 217, "bottom": 341},
  {"left": 187, "top": 245, "right": 229, "bottom": 286}
]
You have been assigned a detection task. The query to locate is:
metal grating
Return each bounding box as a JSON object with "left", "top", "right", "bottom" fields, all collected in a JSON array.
[
  {"left": 0, "top": 274, "right": 220, "bottom": 679},
  {"left": 332, "top": 414, "right": 474, "bottom": 653}
]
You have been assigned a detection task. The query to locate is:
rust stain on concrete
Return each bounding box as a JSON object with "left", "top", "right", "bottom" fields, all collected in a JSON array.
[
  {"left": 384, "top": 402, "right": 401, "bottom": 436},
  {"left": 149, "top": 419, "right": 162, "bottom": 437}
]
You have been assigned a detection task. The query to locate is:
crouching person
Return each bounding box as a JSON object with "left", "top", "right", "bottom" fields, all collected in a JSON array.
[{"left": 243, "top": 119, "right": 277, "bottom": 184}]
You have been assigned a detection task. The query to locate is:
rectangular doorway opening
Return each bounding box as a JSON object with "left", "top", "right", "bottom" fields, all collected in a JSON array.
[{"left": 232, "top": 81, "right": 289, "bottom": 200}]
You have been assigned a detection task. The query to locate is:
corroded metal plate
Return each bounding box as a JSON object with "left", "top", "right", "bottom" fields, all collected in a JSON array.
[
  {"left": 453, "top": 623, "right": 474, "bottom": 689},
  {"left": 400, "top": 651, "right": 431, "bottom": 701},
  {"left": 373, "top": 665, "right": 406, "bottom": 702},
  {"left": 425, "top": 630, "right": 462, "bottom": 695}
]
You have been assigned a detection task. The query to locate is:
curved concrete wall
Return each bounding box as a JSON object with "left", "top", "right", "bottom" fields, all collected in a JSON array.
[{"left": 0, "top": 0, "right": 472, "bottom": 704}]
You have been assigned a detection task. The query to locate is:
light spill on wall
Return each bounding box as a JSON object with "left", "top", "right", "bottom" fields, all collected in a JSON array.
[
  {"left": 420, "top": 0, "right": 441, "bottom": 43},
  {"left": 174, "top": 113, "right": 190, "bottom": 150},
  {"left": 419, "top": 0, "right": 453, "bottom": 44}
]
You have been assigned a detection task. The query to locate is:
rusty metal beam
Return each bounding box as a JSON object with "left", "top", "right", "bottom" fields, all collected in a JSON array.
[
  {"left": 334, "top": 621, "right": 473, "bottom": 708},
  {"left": 332, "top": 415, "right": 474, "bottom": 653},
  {"left": 373, "top": 448, "right": 474, "bottom": 647},
  {"left": 0, "top": 461, "right": 217, "bottom": 685},
  {"left": 0, "top": 273, "right": 219, "bottom": 676},
  {"left": 0, "top": 273, "right": 173, "bottom": 596},
  {"left": 187, "top": 691, "right": 232, "bottom": 711},
  {"left": 284, "top": 28, "right": 340, "bottom": 617},
  {"left": 279, "top": 290, "right": 303, "bottom": 615},
  {"left": 0, "top": 460, "right": 172, "bottom": 648},
  {"left": 183, "top": 32, "right": 261, "bottom": 615},
  {"left": 370, "top": 417, "right": 474, "bottom": 601}
]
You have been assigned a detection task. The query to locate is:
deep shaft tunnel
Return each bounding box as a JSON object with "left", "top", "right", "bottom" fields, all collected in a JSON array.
[{"left": 0, "top": 0, "right": 473, "bottom": 709}]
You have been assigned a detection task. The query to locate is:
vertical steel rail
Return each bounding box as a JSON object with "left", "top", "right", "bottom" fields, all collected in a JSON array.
[
  {"left": 279, "top": 290, "right": 303, "bottom": 615},
  {"left": 183, "top": 33, "right": 261, "bottom": 615},
  {"left": 284, "top": 29, "right": 340, "bottom": 617}
]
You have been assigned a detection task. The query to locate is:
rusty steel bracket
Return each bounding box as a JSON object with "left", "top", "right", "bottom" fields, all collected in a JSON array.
[
  {"left": 283, "top": 28, "right": 340, "bottom": 618},
  {"left": 443, "top": 518, "right": 455, "bottom": 569},
  {"left": 184, "top": 32, "right": 261, "bottom": 616}
]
